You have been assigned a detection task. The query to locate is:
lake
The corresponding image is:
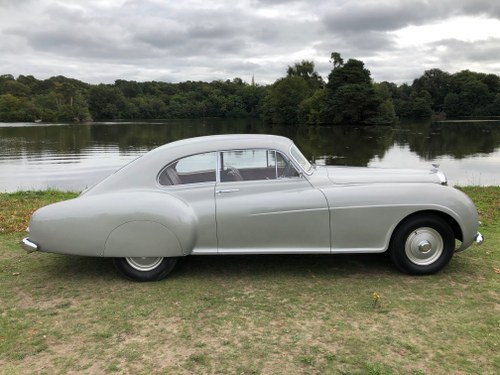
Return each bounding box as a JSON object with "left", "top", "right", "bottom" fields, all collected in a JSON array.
[{"left": 0, "top": 118, "right": 499, "bottom": 192}]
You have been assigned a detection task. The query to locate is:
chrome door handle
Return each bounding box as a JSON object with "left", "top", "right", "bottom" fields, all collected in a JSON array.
[{"left": 216, "top": 188, "right": 240, "bottom": 194}]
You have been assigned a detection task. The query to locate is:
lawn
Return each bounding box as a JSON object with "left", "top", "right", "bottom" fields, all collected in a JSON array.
[{"left": 0, "top": 188, "right": 498, "bottom": 374}]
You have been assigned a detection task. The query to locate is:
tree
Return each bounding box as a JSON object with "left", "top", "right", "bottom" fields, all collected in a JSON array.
[
  {"left": 56, "top": 92, "right": 92, "bottom": 122},
  {"left": 0, "top": 94, "right": 34, "bottom": 121},
  {"left": 286, "top": 60, "right": 324, "bottom": 90},
  {"left": 0, "top": 80, "right": 31, "bottom": 96},
  {"left": 410, "top": 91, "right": 433, "bottom": 118},
  {"left": 115, "top": 80, "right": 143, "bottom": 98},
  {"left": 441, "top": 71, "right": 495, "bottom": 116},
  {"left": 392, "top": 83, "right": 413, "bottom": 117},
  {"left": 320, "top": 53, "right": 392, "bottom": 124},
  {"left": 329, "top": 84, "right": 382, "bottom": 124},
  {"left": 262, "top": 76, "right": 311, "bottom": 125},
  {"left": 327, "top": 58, "right": 371, "bottom": 91},
  {"left": 297, "top": 89, "right": 329, "bottom": 125},
  {"left": 412, "top": 69, "right": 450, "bottom": 112},
  {"left": 329, "top": 52, "right": 344, "bottom": 68},
  {"left": 87, "top": 85, "right": 128, "bottom": 119}
]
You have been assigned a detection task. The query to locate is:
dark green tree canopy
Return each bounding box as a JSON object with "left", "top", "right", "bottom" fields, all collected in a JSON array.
[
  {"left": 286, "top": 60, "right": 324, "bottom": 90},
  {"left": 327, "top": 58, "right": 372, "bottom": 90}
]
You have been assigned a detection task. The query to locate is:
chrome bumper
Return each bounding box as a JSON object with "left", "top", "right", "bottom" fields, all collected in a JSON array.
[
  {"left": 21, "top": 237, "right": 38, "bottom": 253},
  {"left": 475, "top": 232, "right": 484, "bottom": 245}
]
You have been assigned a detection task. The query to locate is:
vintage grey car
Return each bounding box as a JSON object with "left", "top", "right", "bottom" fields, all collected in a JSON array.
[{"left": 21, "top": 134, "right": 483, "bottom": 281}]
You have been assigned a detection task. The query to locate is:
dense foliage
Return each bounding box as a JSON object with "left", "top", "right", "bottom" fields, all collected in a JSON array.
[
  {"left": 0, "top": 75, "right": 265, "bottom": 122},
  {"left": 1, "top": 53, "right": 499, "bottom": 124}
]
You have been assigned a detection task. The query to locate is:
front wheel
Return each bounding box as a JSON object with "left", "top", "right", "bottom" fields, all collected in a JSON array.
[
  {"left": 113, "top": 257, "right": 177, "bottom": 281},
  {"left": 390, "top": 214, "right": 455, "bottom": 275}
]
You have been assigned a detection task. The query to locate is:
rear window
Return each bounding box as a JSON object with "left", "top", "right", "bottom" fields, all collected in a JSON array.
[{"left": 158, "top": 152, "right": 217, "bottom": 185}]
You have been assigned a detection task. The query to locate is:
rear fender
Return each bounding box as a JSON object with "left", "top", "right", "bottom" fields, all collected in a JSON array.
[{"left": 101, "top": 191, "right": 197, "bottom": 257}]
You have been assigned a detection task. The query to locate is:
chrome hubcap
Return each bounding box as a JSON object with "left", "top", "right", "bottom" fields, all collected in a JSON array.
[
  {"left": 125, "top": 257, "right": 163, "bottom": 272},
  {"left": 418, "top": 240, "right": 432, "bottom": 253},
  {"left": 405, "top": 227, "right": 443, "bottom": 266}
]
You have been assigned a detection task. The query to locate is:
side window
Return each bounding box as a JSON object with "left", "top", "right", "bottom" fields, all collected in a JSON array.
[
  {"left": 277, "top": 152, "right": 300, "bottom": 178},
  {"left": 159, "top": 152, "right": 216, "bottom": 186},
  {"left": 221, "top": 149, "right": 277, "bottom": 182}
]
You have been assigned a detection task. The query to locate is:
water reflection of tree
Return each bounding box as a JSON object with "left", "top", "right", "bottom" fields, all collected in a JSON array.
[
  {"left": 0, "top": 124, "right": 91, "bottom": 161},
  {"left": 85, "top": 120, "right": 396, "bottom": 166},
  {"left": 395, "top": 121, "right": 500, "bottom": 160},
  {"left": 1, "top": 119, "right": 498, "bottom": 167},
  {"left": 285, "top": 125, "right": 394, "bottom": 166}
]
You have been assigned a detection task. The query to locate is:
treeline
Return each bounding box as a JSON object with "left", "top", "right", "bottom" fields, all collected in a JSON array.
[
  {"left": 386, "top": 68, "right": 500, "bottom": 118},
  {"left": 1, "top": 52, "right": 499, "bottom": 124},
  {"left": 0, "top": 75, "right": 265, "bottom": 122}
]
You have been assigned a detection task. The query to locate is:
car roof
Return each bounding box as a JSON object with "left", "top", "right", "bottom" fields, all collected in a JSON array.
[
  {"left": 153, "top": 134, "right": 293, "bottom": 154},
  {"left": 85, "top": 134, "right": 295, "bottom": 194}
]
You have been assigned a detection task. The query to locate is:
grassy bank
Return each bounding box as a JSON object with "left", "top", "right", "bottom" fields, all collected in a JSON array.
[{"left": 0, "top": 188, "right": 498, "bottom": 374}]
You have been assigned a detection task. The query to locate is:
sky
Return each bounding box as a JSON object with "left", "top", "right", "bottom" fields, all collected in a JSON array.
[{"left": 1, "top": 0, "right": 500, "bottom": 85}]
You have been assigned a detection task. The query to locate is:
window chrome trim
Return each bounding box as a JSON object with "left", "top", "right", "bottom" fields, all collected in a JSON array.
[
  {"left": 217, "top": 148, "right": 301, "bottom": 182},
  {"left": 157, "top": 147, "right": 305, "bottom": 188},
  {"left": 216, "top": 151, "right": 221, "bottom": 183}
]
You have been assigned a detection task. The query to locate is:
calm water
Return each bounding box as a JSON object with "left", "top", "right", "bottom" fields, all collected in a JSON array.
[{"left": 0, "top": 118, "right": 499, "bottom": 192}]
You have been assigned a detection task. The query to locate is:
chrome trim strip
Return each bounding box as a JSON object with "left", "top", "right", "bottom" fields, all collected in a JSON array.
[
  {"left": 250, "top": 207, "right": 328, "bottom": 217},
  {"left": 21, "top": 237, "right": 38, "bottom": 253},
  {"left": 216, "top": 188, "right": 240, "bottom": 194},
  {"left": 217, "top": 248, "right": 331, "bottom": 254}
]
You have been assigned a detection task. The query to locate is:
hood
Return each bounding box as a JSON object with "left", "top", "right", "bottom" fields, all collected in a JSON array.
[{"left": 324, "top": 166, "right": 447, "bottom": 185}]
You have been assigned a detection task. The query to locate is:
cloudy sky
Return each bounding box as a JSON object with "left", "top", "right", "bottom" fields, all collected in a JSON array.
[{"left": 1, "top": 0, "right": 500, "bottom": 85}]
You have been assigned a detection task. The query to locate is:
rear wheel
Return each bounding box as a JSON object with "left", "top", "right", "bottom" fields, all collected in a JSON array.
[
  {"left": 113, "top": 256, "right": 177, "bottom": 281},
  {"left": 390, "top": 214, "right": 455, "bottom": 275}
]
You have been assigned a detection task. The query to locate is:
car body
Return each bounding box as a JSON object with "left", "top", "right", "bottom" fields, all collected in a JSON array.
[{"left": 21, "top": 134, "right": 483, "bottom": 281}]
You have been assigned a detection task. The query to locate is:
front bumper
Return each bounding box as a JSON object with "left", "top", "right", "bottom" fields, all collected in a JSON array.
[{"left": 21, "top": 237, "right": 38, "bottom": 253}]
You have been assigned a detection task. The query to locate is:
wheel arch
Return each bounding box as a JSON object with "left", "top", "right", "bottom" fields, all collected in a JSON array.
[
  {"left": 104, "top": 220, "right": 186, "bottom": 257},
  {"left": 390, "top": 209, "right": 463, "bottom": 246}
]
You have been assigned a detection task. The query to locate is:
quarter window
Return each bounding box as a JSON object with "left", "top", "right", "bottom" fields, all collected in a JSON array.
[
  {"left": 290, "top": 144, "right": 312, "bottom": 173},
  {"left": 276, "top": 152, "right": 300, "bottom": 178},
  {"left": 159, "top": 152, "right": 217, "bottom": 185}
]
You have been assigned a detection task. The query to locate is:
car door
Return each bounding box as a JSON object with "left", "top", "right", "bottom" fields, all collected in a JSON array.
[
  {"left": 158, "top": 152, "right": 218, "bottom": 254},
  {"left": 215, "top": 149, "right": 330, "bottom": 254}
]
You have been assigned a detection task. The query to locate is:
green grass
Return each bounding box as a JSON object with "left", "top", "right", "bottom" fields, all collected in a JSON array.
[{"left": 0, "top": 188, "right": 498, "bottom": 374}]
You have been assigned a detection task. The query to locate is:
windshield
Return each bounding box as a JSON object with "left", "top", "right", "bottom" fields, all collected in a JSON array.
[{"left": 289, "top": 144, "right": 313, "bottom": 174}]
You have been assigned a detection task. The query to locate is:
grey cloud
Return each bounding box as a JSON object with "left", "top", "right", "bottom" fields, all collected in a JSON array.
[
  {"left": 6, "top": 23, "right": 152, "bottom": 61},
  {"left": 0, "top": 0, "right": 32, "bottom": 6},
  {"left": 0, "top": 0, "right": 499, "bottom": 85},
  {"left": 133, "top": 21, "right": 187, "bottom": 49},
  {"left": 335, "top": 31, "right": 397, "bottom": 54},
  {"left": 251, "top": 0, "right": 298, "bottom": 4},
  {"left": 188, "top": 24, "right": 237, "bottom": 40},
  {"left": 42, "top": 2, "right": 87, "bottom": 22},
  {"left": 322, "top": 2, "right": 432, "bottom": 33},
  {"left": 459, "top": 0, "right": 500, "bottom": 19},
  {"left": 321, "top": 0, "right": 500, "bottom": 34},
  {"left": 430, "top": 38, "right": 500, "bottom": 64}
]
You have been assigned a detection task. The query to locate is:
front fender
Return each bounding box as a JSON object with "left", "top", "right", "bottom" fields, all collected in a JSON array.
[{"left": 320, "top": 183, "right": 478, "bottom": 252}]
